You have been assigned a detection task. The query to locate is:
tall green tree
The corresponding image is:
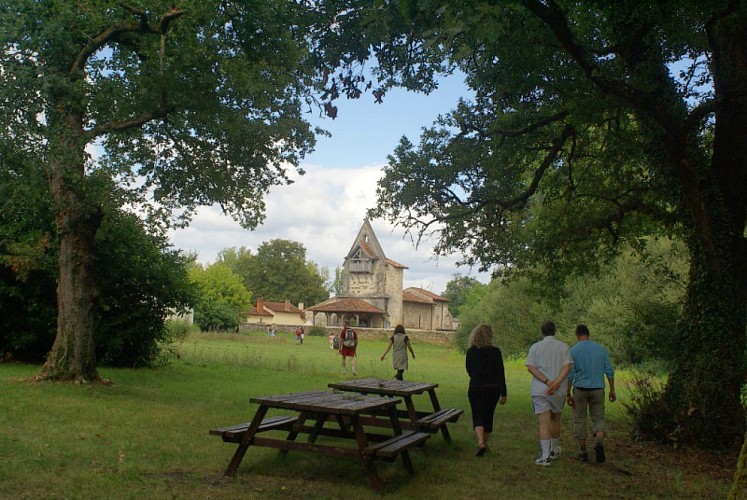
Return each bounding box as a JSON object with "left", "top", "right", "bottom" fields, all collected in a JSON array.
[
  {"left": 323, "top": 1, "right": 746, "bottom": 448},
  {"left": 0, "top": 1, "right": 321, "bottom": 381},
  {"left": 441, "top": 274, "right": 484, "bottom": 318},
  {"left": 188, "top": 263, "right": 251, "bottom": 331},
  {"left": 0, "top": 151, "right": 195, "bottom": 367},
  {"left": 332, "top": 266, "right": 344, "bottom": 297},
  {"left": 236, "top": 239, "right": 329, "bottom": 306}
]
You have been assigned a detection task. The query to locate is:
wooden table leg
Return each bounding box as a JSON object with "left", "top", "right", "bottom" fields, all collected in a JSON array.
[
  {"left": 351, "top": 415, "right": 383, "bottom": 493},
  {"left": 308, "top": 412, "right": 327, "bottom": 443},
  {"left": 427, "top": 389, "right": 452, "bottom": 442},
  {"left": 387, "top": 405, "right": 415, "bottom": 474},
  {"left": 280, "top": 411, "right": 308, "bottom": 456},
  {"left": 225, "top": 405, "right": 268, "bottom": 476},
  {"left": 404, "top": 396, "right": 419, "bottom": 424}
]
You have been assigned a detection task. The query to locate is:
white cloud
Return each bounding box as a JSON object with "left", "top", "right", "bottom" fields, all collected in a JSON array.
[{"left": 168, "top": 162, "right": 490, "bottom": 295}]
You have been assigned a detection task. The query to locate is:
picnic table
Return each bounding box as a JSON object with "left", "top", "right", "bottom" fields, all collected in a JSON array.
[
  {"left": 209, "top": 390, "right": 432, "bottom": 493},
  {"left": 328, "top": 378, "right": 463, "bottom": 442}
]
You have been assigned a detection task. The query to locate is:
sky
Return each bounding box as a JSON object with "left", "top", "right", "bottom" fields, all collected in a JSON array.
[{"left": 168, "top": 75, "right": 492, "bottom": 295}]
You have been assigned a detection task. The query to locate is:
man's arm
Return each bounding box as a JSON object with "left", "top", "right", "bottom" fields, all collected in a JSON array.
[
  {"left": 527, "top": 365, "right": 551, "bottom": 385},
  {"left": 547, "top": 362, "right": 572, "bottom": 395}
]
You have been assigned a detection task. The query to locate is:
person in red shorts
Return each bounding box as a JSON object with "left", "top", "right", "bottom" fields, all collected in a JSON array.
[{"left": 339, "top": 321, "right": 358, "bottom": 375}]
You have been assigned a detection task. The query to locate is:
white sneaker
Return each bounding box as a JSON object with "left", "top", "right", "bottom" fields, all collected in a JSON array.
[
  {"left": 549, "top": 446, "right": 561, "bottom": 460},
  {"left": 535, "top": 456, "right": 552, "bottom": 466}
]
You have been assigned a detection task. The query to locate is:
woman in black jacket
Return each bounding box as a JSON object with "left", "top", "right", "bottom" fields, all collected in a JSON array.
[{"left": 466, "top": 324, "right": 508, "bottom": 456}]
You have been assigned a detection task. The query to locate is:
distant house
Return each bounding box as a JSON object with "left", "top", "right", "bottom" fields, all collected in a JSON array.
[
  {"left": 246, "top": 298, "right": 305, "bottom": 326},
  {"left": 403, "top": 287, "right": 454, "bottom": 331},
  {"left": 306, "top": 220, "right": 454, "bottom": 330}
]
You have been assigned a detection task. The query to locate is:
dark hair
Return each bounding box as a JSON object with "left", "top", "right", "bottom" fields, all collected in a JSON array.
[
  {"left": 541, "top": 321, "right": 556, "bottom": 336},
  {"left": 394, "top": 324, "right": 405, "bottom": 335},
  {"left": 575, "top": 324, "right": 590, "bottom": 336}
]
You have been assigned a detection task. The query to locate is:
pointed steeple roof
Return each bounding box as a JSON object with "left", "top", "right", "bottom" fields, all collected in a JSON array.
[{"left": 346, "top": 219, "right": 386, "bottom": 261}]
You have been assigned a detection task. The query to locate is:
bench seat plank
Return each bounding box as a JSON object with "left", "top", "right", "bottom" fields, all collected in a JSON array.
[
  {"left": 364, "top": 431, "right": 431, "bottom": 458},
  {"left": 210, "top": 416, "right": 299, "bottom": 443},
  {"left": 416, "top": 408, "right": 463, "bottom": 430}
]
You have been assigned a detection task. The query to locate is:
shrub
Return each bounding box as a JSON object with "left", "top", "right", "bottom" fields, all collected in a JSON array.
[
  {"left": 624, "top": 371, "right": 675, "bottom": 444},
  {"left": 306, "top": 325, "right": 327, "bottom": 337},
  {"left": 166, "top": 319, "right": 195, "bottom": 341}
]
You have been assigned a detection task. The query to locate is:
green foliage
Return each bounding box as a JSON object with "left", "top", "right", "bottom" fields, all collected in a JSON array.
[
  {"left": 188, "top": 263, "right": 251, "bottom": 331},
  {"left": 94, "top": 210, "right": 197, "bottom": 367},
  {"left": 0, "top": 0, "right": 330, "bottom": 379},
  {"left": 624, "top": 371, "right": 674, "bottom": 444},
  {"left": 456, "top": 277, "right": 556, "bottom": 356},
  {"left": 218, "top": 239, "right": 329, "bottom": 306},
  {"left": 456, "top": 239, "right": 687, "bottom": 364},
  {"left": 165, "top": 320, "right": 195, "bottom": 342},
  {"left": 441, "top": 274, "right": 485, "bottom": 317},
  {"left": 0, "top": 149, "right": 195, "bottom": 366},
  {"left": 306, "top": 325, "right": 327, "bottom": 337},
  {"left": 332, "top": 266, "right": 344, "bottom": 297}
]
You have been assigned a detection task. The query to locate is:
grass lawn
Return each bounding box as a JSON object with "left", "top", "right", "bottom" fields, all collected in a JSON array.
[{"left": 0, "top": 331, "right": 736, "bottom": 499}]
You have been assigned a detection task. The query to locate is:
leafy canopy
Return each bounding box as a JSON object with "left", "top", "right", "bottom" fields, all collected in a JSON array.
[
  {"left": 218, "top": 239, "right": 330, "bottom": 307},
  {"left": 0, "top": 0, "right": 322, "bottom": 230}
]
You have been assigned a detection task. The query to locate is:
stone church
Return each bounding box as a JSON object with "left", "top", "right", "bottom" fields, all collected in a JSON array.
[{"left": 306, "top": 220, "right": 454, "bottom": 331}]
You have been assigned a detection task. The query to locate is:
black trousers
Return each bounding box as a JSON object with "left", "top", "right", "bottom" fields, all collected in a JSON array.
[{"left": 468, "top": 386, "right": 501, "bottom": 433}]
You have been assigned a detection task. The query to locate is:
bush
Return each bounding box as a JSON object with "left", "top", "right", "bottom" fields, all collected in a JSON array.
[
  {"left": 165, "top": 319, "right": 195, "bottom": 341},
  {"left": 624, "top": 371, "right": 675, "bottom": 443},
  {"left": 306, "top": 325, "right": 327, "bottom": 337}
]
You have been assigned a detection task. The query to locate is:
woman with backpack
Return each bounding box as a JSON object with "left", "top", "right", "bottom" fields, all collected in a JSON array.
[{"left": 339, "top": 321, "right": 357, "bottom": 375}]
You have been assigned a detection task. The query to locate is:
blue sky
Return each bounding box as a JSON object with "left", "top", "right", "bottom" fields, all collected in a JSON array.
[{"left": 168, "top": 74, "right": 491, "bottom": 295}]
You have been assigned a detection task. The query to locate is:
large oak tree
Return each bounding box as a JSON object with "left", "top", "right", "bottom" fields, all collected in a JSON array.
[
  {"left": 321, "top": 1, "right": 746, "bottom": 450},
  {"left": 0, "top": 0, "right": 322, "bottom": 382}
]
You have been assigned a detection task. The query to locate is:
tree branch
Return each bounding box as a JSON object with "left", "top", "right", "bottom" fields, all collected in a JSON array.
[
  {"left": 685, "top": 99, "right": 717, "bottom": 133},
  {"left": 435, "top": 123, "right": 575, "bottom": 226},
  {"left": 70, "top": 4, "right": 184, "bottom": 74},
  {"left": 519, "top": 0, "right": 683, "bottom": 134},
  {"left": 87, "top": 105, "right": 173, "bottom": 139},
  {"left": 496, "top": 123, "right": 574, "bottom": 210},
  {"left": 487, "top": 110, "right": 569, "bottom": 138}
]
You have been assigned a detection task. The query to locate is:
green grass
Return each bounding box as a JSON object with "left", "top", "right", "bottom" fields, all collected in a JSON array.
[{"left": 0, "top": 331, "right": 735, "bottom": 499}]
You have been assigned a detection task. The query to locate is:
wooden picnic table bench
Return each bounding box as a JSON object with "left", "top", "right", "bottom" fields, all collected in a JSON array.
[
  {"left": 209, "top": 390, "right": 431, "bottom": 493},
  {"left": 328, "top": 378, "right": 463, "bottom": 442}
]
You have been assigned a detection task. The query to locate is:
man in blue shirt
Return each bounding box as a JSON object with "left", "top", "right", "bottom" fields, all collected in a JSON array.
[{"left": 567, "top": 324, "right": 616, "bottom": 463}]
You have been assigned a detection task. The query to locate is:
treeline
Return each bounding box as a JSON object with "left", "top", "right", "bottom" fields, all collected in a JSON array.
[
  {"left": 452, "top": 238, "right": 687, "bottom": 368},
  {"left": 188, "top": 241, "right": 333, "bottom": 332}
]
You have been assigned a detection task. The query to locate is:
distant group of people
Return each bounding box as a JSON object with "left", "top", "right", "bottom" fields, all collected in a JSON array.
[{"left": 467, "top": 320, "right": 615, "bottom": 465}]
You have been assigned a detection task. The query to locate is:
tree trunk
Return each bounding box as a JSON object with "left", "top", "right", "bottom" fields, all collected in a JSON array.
[
  {"left": 37, "top": 204, "right": 101, "bottom": 383},
  {"left": 732, "top": 427, "right": 747, "bottom": 499},
  {"left": 660, "top": 6, "right": 747, "bottom": 450},
  {"left": 663, "top": 231, "right": 745, "bottom": 449},
  {"left": 36, "top": 107, "right": 102, "bottom": 383}
]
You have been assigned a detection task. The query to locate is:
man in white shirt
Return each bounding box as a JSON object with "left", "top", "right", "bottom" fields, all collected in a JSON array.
[{"left": 526, "top": 321, "right": 573, "bottom": 466}]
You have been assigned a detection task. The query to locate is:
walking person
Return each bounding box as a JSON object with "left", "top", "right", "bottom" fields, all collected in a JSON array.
[
  {"left": 466, "top": 324, "right": 507, "bottom": 457},
  {"left": 566, "top": 324, "right": 616, "bottom": 463},
  {"left": 526, "top": 321, "right": 573, "bottom": 466},
  {"left": 339, "top": 321, "right": 358, "bottom": 375},
  {"left": 380, "top": 324, "right": 415, "bottom": 380}
]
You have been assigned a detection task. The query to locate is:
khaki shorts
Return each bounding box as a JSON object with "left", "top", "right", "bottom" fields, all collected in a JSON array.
[{"left": 572, "top": 388, "right": 606, "bottom": 439}]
